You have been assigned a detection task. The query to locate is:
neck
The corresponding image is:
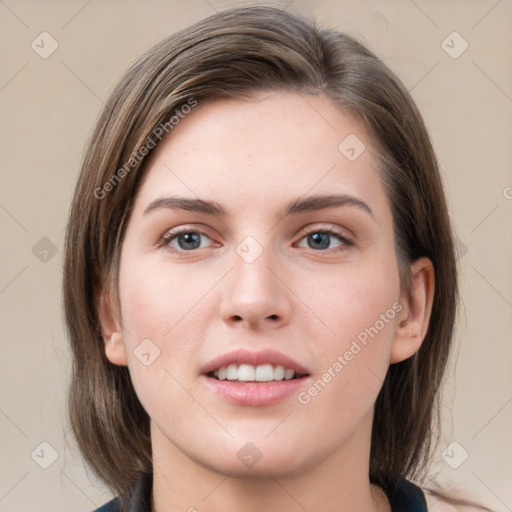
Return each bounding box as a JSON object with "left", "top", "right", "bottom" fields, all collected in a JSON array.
[{"left": 150, "top": 409, "right": 390, "bottom": 512}]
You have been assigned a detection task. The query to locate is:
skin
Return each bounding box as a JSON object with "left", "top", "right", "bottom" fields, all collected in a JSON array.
[{"left": 99, "top": 90, "right": 434, "bottom": 512}]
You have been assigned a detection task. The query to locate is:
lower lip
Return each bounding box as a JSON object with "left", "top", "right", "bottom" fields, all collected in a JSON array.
[{"left": 201, "top": 375, "right": 309, "bottom": 406}]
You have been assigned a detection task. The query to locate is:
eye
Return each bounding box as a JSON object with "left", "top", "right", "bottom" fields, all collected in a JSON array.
[
  {"left": 295, "top": 226, "right": 353, "bottom": 252},
  {"left": 159, "top": 228, "right": 216, "bottom": 253},
  {"left": 158, "top": 225, "right": 353, "bottom": 255}
]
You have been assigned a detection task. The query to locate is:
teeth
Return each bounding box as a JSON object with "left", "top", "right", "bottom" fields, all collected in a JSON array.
[
  {"left": 274, "top": 365, "right": 285, "bottom": 380},
  {"left": 284, "top": 368, "right": 295, "bottom": 380},
  {"left": 255, "top": 364, "right": 274, "bottom": 381},
  {"left": 212, "top": 364, "right": 298, "bottom": 382},
  {"left": 226, "top": 364, "right": 238, "bottom": 380},
  {"left": 238, "top": 364, "right": 255, "bottom": 381}
]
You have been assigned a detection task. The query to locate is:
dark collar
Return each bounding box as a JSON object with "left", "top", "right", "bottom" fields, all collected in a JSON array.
[
  {"left": 372, "top": 471, "right": 428, "bottom": 511},
  {"left": 111, "top": 470, "right": 427, "bottom": 512},
  {"left": 119, "top": 471, "right": 152, "bottom": 512}
]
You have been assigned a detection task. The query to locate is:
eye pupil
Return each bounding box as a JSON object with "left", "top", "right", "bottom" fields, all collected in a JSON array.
[
  {"left": 308, "top": 232, "right": 330, "bottom": 250},
  {"left": 178, "top": 232, "right": 201, "bottom": 250}
]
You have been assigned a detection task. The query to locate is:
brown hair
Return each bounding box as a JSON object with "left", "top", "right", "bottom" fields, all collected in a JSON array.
[{"left": 64, "top": 4, "right": 465, "bottom": 505}]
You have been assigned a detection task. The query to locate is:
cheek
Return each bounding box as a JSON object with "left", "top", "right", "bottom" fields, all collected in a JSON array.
[
  {"left": 295, "top": 254, "right": 400, "bottom": 345},
  {"left": 116, "top": 252, "right": 231, "bottom": 385},
  {"left": 118, "top": 254, "right": 216, "bottom": 339},
  {"left": 116, "top": 260, "right": 212, "bottom": 420},
  {"left": 292, "top": 257, "right": 400, "bottom": 405},
  {"left": 294, "top": 276, "right": 400, "bottom": 438}
]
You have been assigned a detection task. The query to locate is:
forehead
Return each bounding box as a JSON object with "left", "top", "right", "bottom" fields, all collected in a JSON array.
[{"left": 133, "top": 90, "right": 390, "bottom": 220}]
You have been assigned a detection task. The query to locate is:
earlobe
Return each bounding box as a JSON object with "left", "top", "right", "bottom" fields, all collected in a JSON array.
[
  {"left": 105, "top": 331, "right": 128, "bottom": 366},
  {"left": 390, "top": 257, "right": 435, "bottom": 364},
  {"left": 97, "top": 289, "right": 128, "bottom": 366}
]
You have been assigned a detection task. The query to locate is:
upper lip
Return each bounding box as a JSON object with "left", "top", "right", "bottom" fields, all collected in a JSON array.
[{"left": 201, "top": 348, "right": 309, "bottom": 376}]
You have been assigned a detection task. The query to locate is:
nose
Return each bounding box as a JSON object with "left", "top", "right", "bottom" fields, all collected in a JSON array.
[{"left": 219, "top": 245, "right": 292, "bottom": 330}]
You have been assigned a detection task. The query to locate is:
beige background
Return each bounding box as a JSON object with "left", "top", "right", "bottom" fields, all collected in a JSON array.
[{"left": 1, "top": 0, "right": 511, "bottom": 510}]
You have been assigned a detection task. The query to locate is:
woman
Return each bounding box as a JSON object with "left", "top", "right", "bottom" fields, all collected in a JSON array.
[{"left": 63, "top": 6, "right": 491, "bottom": 511}]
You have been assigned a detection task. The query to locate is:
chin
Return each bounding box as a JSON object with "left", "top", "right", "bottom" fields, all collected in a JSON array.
[{"left": 191, "top": 436, "right": 326, "bottom": 480}]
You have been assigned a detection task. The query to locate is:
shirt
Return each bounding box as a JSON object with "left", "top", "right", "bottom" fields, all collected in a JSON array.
[{"left": 93, "top": 471, "right": 428, "bottom": 511}]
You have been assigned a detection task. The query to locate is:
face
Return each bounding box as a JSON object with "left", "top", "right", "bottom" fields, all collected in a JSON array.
[{"left": 104, "top": 90, "right": 415, "bottom": 478}]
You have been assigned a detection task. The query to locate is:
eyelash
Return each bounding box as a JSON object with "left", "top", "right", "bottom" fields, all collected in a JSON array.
[{"left": 158, "top": 225, "right": 354, "bottom": 255}]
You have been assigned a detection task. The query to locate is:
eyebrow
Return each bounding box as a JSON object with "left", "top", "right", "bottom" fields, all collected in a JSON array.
[{"left": 143, "top": 193, "right": 374, "bottom": 219}]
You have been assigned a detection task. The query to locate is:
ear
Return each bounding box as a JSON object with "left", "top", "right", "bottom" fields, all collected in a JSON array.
[
  {"left": 390, "top": 257, "right": 435, "bottom": 364},
  {"left": 97, "top": 287, "right": 128, "bottom": 366}
]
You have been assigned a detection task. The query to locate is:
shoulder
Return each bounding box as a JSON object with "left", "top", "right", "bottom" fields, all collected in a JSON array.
[{"left": 424, "top": 490, "right": 491, "bottom": 512}]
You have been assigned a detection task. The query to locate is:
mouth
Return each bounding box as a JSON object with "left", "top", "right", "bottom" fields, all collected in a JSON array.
[
  {"left": 207, "top": 363, "right": 308, "bottom": 382},
  {"left": 200, "top": 348, "right": 310, "bottom": 406}
]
